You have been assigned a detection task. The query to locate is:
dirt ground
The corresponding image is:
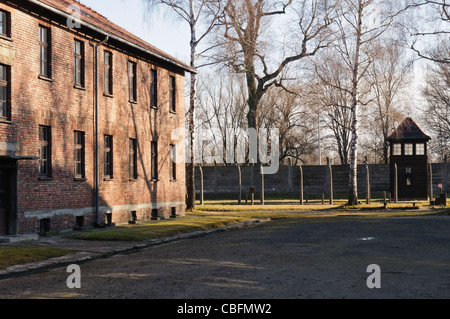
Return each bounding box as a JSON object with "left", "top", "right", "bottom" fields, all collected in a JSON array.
[{"left": 0, "top": 215, "right": 449, "bottom": 300}]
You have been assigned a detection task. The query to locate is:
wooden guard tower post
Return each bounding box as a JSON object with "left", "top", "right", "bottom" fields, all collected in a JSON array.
[{"left": 387, "top": 117, "right": 431, "bottom": 200}]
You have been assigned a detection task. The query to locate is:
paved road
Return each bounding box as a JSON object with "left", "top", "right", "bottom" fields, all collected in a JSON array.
[{"left": 0, "top": 215, "right": 449, "bottom": 299}]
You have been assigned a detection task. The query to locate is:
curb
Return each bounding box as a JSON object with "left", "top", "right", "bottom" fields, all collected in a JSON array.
[{"left": 0, "top": 219, "right": 269, "bottom": 280}]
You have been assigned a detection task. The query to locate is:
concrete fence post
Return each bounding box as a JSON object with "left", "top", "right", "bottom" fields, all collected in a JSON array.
[
  {"left": 429, "top": 163, "right": 434, "bottom": 203},
  {"left": 366, "top": 164, "right": 371, "bottom": 204},
  {"left": 328, "top": 159, "right": 333, "bottom": 205},
  {"left": 260, "top": 165, "right": 265, "bottom": 206},
  {"left": 299, "top": 165, "right": 304, "bottom": 205},
  {"left": 394, "top": 164, "right": 398, "bottom": 203},
  {"left": 199, "top": 166, "right": 204, "bottom": 205},
  {"left": 238, "top": 165, "right": 242, "bottom": 205}
]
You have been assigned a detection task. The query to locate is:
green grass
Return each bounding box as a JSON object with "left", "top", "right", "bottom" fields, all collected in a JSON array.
[
  {"left": 194, "top": 199, "right": 432, "bottom": 212},
  {"left": 0, "top": 247, "right": 74, "bottom": 270},
  {"left": 70, "top": 215, "right": 249, "bottom": 241}
]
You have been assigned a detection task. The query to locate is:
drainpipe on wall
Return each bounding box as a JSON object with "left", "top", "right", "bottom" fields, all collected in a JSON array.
[{"left": 94, "top": 35, "right": 109, "bottom": 227}]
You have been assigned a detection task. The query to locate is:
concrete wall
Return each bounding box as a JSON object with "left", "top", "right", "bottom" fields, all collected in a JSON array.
[{"left": 194, "top": 163, "right": 450, "bottom": 198}]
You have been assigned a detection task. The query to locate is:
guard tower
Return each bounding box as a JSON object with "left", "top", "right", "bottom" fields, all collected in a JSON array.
[{"left": 387, "top": 117, "right": 431, "bottom": 200}]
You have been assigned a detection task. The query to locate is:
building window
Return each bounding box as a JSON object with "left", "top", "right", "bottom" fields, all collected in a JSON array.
[
  {"left": 392, "top": 144, "right": 401, "bottom": 156},
  {"left": 128, "top": 61, "right": 137, "bottom": 102},
  {"left": 104, "top": 135, "right": 113, "bottom": 179},
  {"left": 129, "top": 138, "right": 137, "bottom": 180},
  {"left": 404, "top": 143, "right": 413, "bottom": 156},
  {"left": 170, "top": 144, "right": 176, "bottom": 181},
  {"left": 39, "top": 126, "right": 51, "bottom": 177},
  {"left": 0, "top": 10, "right": 10, "bottom": 37},
  {"left": 74, "top": 40, "right": 84, "bottom": 87},
  {"left": 416, "top": 143, "right": 425, "bottom": 156},
  {"left": 169, "top": 76, "right": 176, "bottom": 112},
  {"left": 151, "top": 141, "right": 158, "bottom": 180},
  {"left": 0, "top": 64, "right": 10, "bottom": 119},
  {"left": 104, "top": 51, "right": 113, "bottom": 95},
  {"left": 150, "top": 69, "right": 157, "bottom": 108},
  {"left": 39, "top": 26, "right": 50, "bottom": 77},
  {"left": 74, "top": 131, "right": 85, "bottom": 179}
]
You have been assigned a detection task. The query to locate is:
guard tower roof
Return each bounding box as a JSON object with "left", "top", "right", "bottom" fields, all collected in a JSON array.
[{"left": 387, "top": 117, "right": 431, "bottom": 142}]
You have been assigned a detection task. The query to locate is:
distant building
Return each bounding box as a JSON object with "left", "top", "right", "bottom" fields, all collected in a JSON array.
[
  {"left": 387, "top": 117, "right": 431, "bottom": 200},
  {"left": 0, "top": 0, "right": 194, "bottom": 235}
]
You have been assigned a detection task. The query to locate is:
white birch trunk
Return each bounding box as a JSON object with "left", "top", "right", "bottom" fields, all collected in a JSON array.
[
  {"left": 186, "top": 0, "right": 197, "bottom": 210},
  {"left": 348, "top": 0, "right": 363, "bottom": 205}
]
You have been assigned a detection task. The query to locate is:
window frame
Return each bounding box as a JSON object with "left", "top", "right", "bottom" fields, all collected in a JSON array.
[
  {"left": 0, "top": 10, "right": 11, "bottom": 38},
  {"left": 150, "top": 69, "right": 158, "bottom": 108},
  {"left": 39, "top": 26, "right": 51, "bottom": 78},
  {"left": 392, "top": 143, "right": 402, "bottom": 156},
  {"left": 128, "top": 61, "right": 137, "bottom": 102},
  {"left": 104, "top": 135, "right": 113, "bottom": 179},
  {"left": 170, "top": 144, "right": 176, "bottom": 181},
  {"left": 169, "top": 75, "right": 176, "bottom": 113},
  {"left": 74, "top": 39, "right": 85, "bottom": 87},
  {"left": 0, "top": 64, "right": 10, "bottom": 120},
  {"left": 404, "top": 143, "right": 413, "bottom": 156},
  {"left": 416, "top": 143, "right": 425, "bottom": 156},
  {"left": 39, "top": 125, "right": 52, "bottom": 177},
  {"left": 104, "top": 51, "right": 113, "bottom": 95},
  {"left": 151, "top": 141, "right": 158, "bottom": 181},
  {"left": 129, "top": 138, "right": 138, "bottom": 180},
  {"left": 74, "top": 131, "right": 85, "bottom": 179}
]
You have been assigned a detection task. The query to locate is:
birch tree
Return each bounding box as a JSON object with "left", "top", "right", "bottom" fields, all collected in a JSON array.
[
  {"left": 145, "top": 0, "right": 223, "bottom": 210},
  {"left": 331, "top": 0, "right": 397, "bottom": 205}
]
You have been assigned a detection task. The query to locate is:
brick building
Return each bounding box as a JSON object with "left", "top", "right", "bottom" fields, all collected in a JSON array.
[{"left": 0, "top": 0, "right": 194, "bottom": 235}]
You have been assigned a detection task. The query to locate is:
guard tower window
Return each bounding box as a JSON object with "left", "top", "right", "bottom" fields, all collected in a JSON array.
[
  {"left": 416, "top": 143, "right": 425, "bottom": 156},
  {"left": 392, "top": 144, "right": 401, "bottom": 156},
  {"left": 404, "top": 144, "right": 413, "bottom": 156}
]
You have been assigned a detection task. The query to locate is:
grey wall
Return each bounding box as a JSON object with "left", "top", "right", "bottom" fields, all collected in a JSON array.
[{"left": 192, "top": 163, "right": 450, "bottom": 197}]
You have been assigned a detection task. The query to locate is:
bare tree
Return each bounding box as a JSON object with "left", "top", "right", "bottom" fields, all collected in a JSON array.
[
  {"left": 211, "top": 0, "right": 335, "bottom": 160},
  {"left": 310, "top": 50, "right": 354, "bottom": 165},
  {"left": 328, "top": 0, "right": 398, "bottom": 205},
  {"left": 145, "top": 0, "right": 223, "bottom": 210},
  {"left": 402, "top": 0, "right": 449, "bottom": 64},
  {"left": 422, "top": 58, "right": 450, "bottom": 160},
  {"left": 258, "top": 85, "right": 318, "bottom": 165},
  {"left": 196, "top": 70, "right": 248, "bottom": 164},
  {"left": 367, "top": 39, "right": 413, "bottom": 163}
]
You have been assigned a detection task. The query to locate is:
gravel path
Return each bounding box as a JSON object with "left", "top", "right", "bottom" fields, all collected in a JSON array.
[{"left": 0, "top": 215, "right": 448, "bottom": 299}]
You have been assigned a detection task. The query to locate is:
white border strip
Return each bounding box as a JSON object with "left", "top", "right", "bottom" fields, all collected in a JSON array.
[{"left": 24, "top": 202, "right": 185, "bottom": 219}]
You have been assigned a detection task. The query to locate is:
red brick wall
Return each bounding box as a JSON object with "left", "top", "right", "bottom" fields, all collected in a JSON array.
[{"left": 0, "top": 2, "right": 186, "bottom": 234}]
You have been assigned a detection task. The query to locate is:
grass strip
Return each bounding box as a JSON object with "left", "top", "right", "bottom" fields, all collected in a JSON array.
[
  {"left": 0, "top": 247, "right": 74, "bottom": 270},
  {"left": 70, "top": 215, "right": 249, "bottom": 241}
]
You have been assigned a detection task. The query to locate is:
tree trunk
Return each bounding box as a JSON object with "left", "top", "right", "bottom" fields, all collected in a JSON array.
[
  {"left": 186, "top": 0, "right": 197, "bottom": 211},
  {"left": 348, "top": 2, "right": 363, "bottom": 206},
  {"left": 246, "top": 68, "right": 259, "bottom": 131}
]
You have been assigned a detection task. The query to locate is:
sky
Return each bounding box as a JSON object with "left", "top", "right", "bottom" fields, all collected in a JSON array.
[
  {"left": 78, "top": 0, "right": 191, "bottom": 63},
  {"left": 76, "top": 0, "right": 431, "bottom": 117}
]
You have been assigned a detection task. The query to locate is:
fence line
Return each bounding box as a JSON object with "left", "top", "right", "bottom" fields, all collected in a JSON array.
[{"left": 190, "top": 163, "right": 450, "bottom": 200}]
